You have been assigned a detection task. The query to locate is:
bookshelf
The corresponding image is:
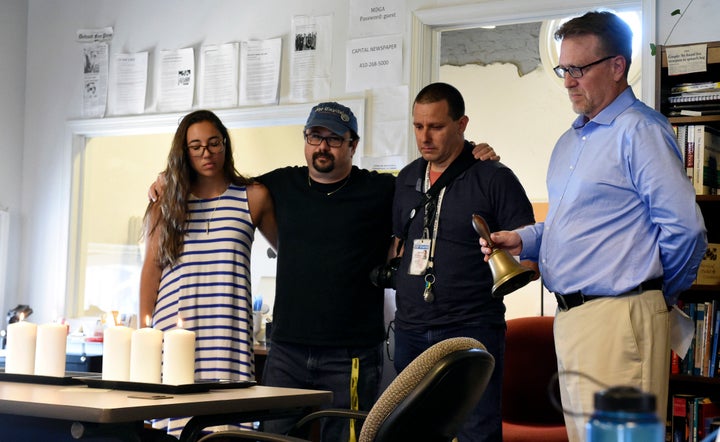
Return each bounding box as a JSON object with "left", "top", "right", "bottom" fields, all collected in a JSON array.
[
  {"left": 655, "top": 41, "right": 720, "bottom": 121},
  {"left": 657, "top": 42, "right": 720, "bottom": 440}
]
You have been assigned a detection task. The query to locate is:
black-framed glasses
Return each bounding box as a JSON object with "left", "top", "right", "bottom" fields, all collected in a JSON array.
[
  {"left": 304, "top": 132, "right": 352, "bottom": 148},
  {"left": 553, "top": 55, "right": 617, "bottom": 79},
  {"left": 187, "top": 137, "right": 225, "bottom": 157}
]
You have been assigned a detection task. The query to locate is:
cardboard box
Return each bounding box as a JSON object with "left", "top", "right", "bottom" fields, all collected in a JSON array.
[{"left": 697, "top": 243, "right": 720, "bottom": 285}]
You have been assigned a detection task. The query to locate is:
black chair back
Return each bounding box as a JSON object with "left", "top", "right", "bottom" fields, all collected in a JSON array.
[
  {"left": 361, "top": 337, "right": 495, "bottom": 442},
  {"left": 196, "top": 337, "right": 495, "bottom": 442}
]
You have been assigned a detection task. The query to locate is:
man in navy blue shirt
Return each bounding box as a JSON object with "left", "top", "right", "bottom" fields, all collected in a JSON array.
[{"left": 389, "top": 82, "right": 536, "bottom": 441}]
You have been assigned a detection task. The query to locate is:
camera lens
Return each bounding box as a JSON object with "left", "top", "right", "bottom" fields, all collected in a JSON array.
[{"left": 369, "top": 257, "right": 401, "bottom": 289}]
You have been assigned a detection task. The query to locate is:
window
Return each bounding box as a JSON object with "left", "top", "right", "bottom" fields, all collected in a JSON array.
[
  {"left": 65, "top": 100, "right": 365, "bottom": 320},
  {"left": 72, "top": 125, "right": 303, "bottom": 318},
  {"left": 539, "top": 10, "right": 643, "bottom": 88}
]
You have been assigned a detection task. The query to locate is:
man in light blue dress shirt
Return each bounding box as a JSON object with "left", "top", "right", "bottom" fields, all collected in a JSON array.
[{"left": 481, "top": 11, "right": 707, "bottom": 442}]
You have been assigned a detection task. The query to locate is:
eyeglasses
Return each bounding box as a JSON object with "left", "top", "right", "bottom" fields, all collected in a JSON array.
[
  {"left": 304, "top": 132, "right": 352, "bottom": 148},
  {"left": 553, "top": 55, "right": 617, "bottom": 79},
  {"left": 187, "top": 137, "right": 225, "bottom": 157}
]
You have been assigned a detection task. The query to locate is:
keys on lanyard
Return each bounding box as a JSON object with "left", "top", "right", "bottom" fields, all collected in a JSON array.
[{"left": 423, "top": 273, "right": 435, "bottom": 303}]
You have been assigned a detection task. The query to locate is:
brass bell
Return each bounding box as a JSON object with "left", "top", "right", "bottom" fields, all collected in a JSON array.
[{"left": 472, "top": 214, "right": 536, "bottom": 298}]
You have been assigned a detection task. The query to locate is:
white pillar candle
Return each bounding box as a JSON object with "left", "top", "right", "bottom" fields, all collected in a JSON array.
[
  {"left": 129, "top": 327, "right": 163, "bottom": 383},
  {"left": 34, "top": 323, "right": 68, "bottom": 377},
  {"left": 102, "top": 325, "right": 133, "bottom": 380},
  {"left": 162, "top": 328, "right": 196, "bottom": 385},
  {"left": 5, "top": 320, "right": 37, "bottom": 374}
]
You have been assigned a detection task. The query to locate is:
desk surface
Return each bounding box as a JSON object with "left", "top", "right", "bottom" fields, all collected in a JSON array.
[{"left": 0, "top": 381, "right": 331, "bottom": 424}]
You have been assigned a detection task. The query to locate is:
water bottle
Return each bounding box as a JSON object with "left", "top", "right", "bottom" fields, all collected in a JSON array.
[{"left": 586, "top": 386, "right": 664, "bottom": 442}]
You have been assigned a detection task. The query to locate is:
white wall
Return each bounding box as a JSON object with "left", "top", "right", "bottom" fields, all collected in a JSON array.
[
  {"left": 656, "top": 0, "right": 720, "bottom": 46},
  {"left": 18, "top": 0, "right": 382, "bottom": 323},
  {"left": 0, "top": 0, "right": 27, "bottom": 317},
  {"left": 3, "top": 0, "right": 719, "bottom": 324}
]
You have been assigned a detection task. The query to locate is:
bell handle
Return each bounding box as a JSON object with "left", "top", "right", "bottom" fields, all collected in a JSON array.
[{"left": 471, "top": 214, "right": 495, "bottom": 249}]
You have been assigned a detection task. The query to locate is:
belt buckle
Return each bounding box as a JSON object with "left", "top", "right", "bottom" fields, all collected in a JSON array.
[{"left": 556, "top": 294, "right": 569, "bottom": 312}]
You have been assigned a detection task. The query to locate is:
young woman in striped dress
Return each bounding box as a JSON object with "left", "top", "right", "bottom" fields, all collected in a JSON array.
[{"left": 140, "top": 110, "right": 277, "bottom": 436}]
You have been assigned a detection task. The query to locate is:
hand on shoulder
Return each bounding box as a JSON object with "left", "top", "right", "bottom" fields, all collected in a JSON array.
[{"left": 469, "top": 141, "right": 500, "bottom": 161}]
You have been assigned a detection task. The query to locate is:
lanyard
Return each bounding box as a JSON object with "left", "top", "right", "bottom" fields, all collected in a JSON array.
[
  {"left": 422, "top": 164, "right": 445, "bottom": 270},
  {"left": 397, "top": 142, "right": 476, "bottom": 303},
  {"left": 420, "top": 164, "right": 445, "bottom": 303},
  {"left": 397, "top": 141, "right": 475, "bottom": 253}
]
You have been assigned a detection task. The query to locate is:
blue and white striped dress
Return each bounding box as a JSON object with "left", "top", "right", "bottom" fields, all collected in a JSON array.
[{"left": 152, "top": 184, "right": 255, "bottom": 435}]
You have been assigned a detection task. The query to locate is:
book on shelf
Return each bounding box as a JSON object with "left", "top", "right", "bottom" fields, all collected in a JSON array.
[
  {"left": 669, "top": 91, "right": 720, "bottom": 104},
  {"left": 668, "top": 103, "right": 720, "bottom": 117},
  {"left": 687, "top": 125, "right": 696, "bottom": 188},
  {"left": 703, "top": 301, "right": 716, "bottom": 377},
  {"left": 671, "top": 81, "right": 720, "bottom": 94},
  {"left": 696, "top": 243, "right": 720, "bottom": 286},
  {"left": 674, "top": 124, "right": 720, "bottom": 195},
  {"left": 683, "top": 303, "right": 697, "bottom": 375},
  {"left": 694, "top": 303, "right": 706, "bottom": 376},
  {"left": 694, "top": 397, "right": 720, "bottom": 442},
  {"left": 671, "top": 395, "right": 720, "bottom": 442},
  {"left": 693, "top": 125, "right": 720, "bottom": 195},
  {"left": 672, "top": 349, "right": 682, "bottom": 375},
  {"left": 710, "top": 309, "right": 720, "bottom": 377},
  {"left": 674, "top": 301, "right": 720, "bottom": 378},
  {"left": 672, "top": 394, "right": 694, "bottom": 442},
  {"left": 670, "top": 104, "right": 720, "bottom": 117},
  {"left": 675, "top": 124, "right": 693, "bottom": 183}
]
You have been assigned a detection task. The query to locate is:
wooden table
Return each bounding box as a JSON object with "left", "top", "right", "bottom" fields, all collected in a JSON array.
[{"left": 0, "top": 380, "right": 331, "bottom": 441}]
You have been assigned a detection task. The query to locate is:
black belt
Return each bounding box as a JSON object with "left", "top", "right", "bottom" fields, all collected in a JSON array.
[{"left": 555, "top": 277, "right": 663, "bottom": 312}]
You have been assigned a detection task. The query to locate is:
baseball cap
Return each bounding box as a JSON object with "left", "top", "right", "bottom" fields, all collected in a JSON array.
[{"left": 304, "top": 102, "right": 358, "bottom": 137}]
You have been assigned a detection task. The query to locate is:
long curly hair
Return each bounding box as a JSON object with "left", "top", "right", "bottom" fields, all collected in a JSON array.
[{"left": 145, "top": 110, "right": 252, "bottom": 268}]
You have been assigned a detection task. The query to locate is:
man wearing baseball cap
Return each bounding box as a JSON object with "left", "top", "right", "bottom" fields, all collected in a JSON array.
[
  {"left": 258, "top": 102, "right": 393, "bottom": 440},
  {"left": 304, "top": 102, "right": 359, "bottom": 136}
]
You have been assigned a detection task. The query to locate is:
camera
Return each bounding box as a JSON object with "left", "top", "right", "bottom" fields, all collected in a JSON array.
[{"left": 369, "top": 257, "right": 401, "bottom": 289}]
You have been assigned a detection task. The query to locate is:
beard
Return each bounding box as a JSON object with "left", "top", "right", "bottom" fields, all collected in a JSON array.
[
  {"left": 568, "top": 89, "right": 595, "bottom": 117},
  {"left": 312, "top": 152, "right": 336, "bottom": 173}
]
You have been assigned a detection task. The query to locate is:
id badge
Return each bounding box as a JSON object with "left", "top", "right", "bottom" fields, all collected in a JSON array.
[{"left": 408, "top": 239, "right": 432, "bottom": 275}]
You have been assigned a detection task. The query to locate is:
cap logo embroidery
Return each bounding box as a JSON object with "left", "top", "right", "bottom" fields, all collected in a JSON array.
[{"left": 317, "top": 106, "right": 350, "bottom": 122}]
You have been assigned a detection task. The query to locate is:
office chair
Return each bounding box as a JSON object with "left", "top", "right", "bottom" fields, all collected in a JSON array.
[
  {"left": 502, "top": 316, "right": 568, "bottom": 442},
  {"left": 197, "top": 336, "right": 495, "bottom": 442}
]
